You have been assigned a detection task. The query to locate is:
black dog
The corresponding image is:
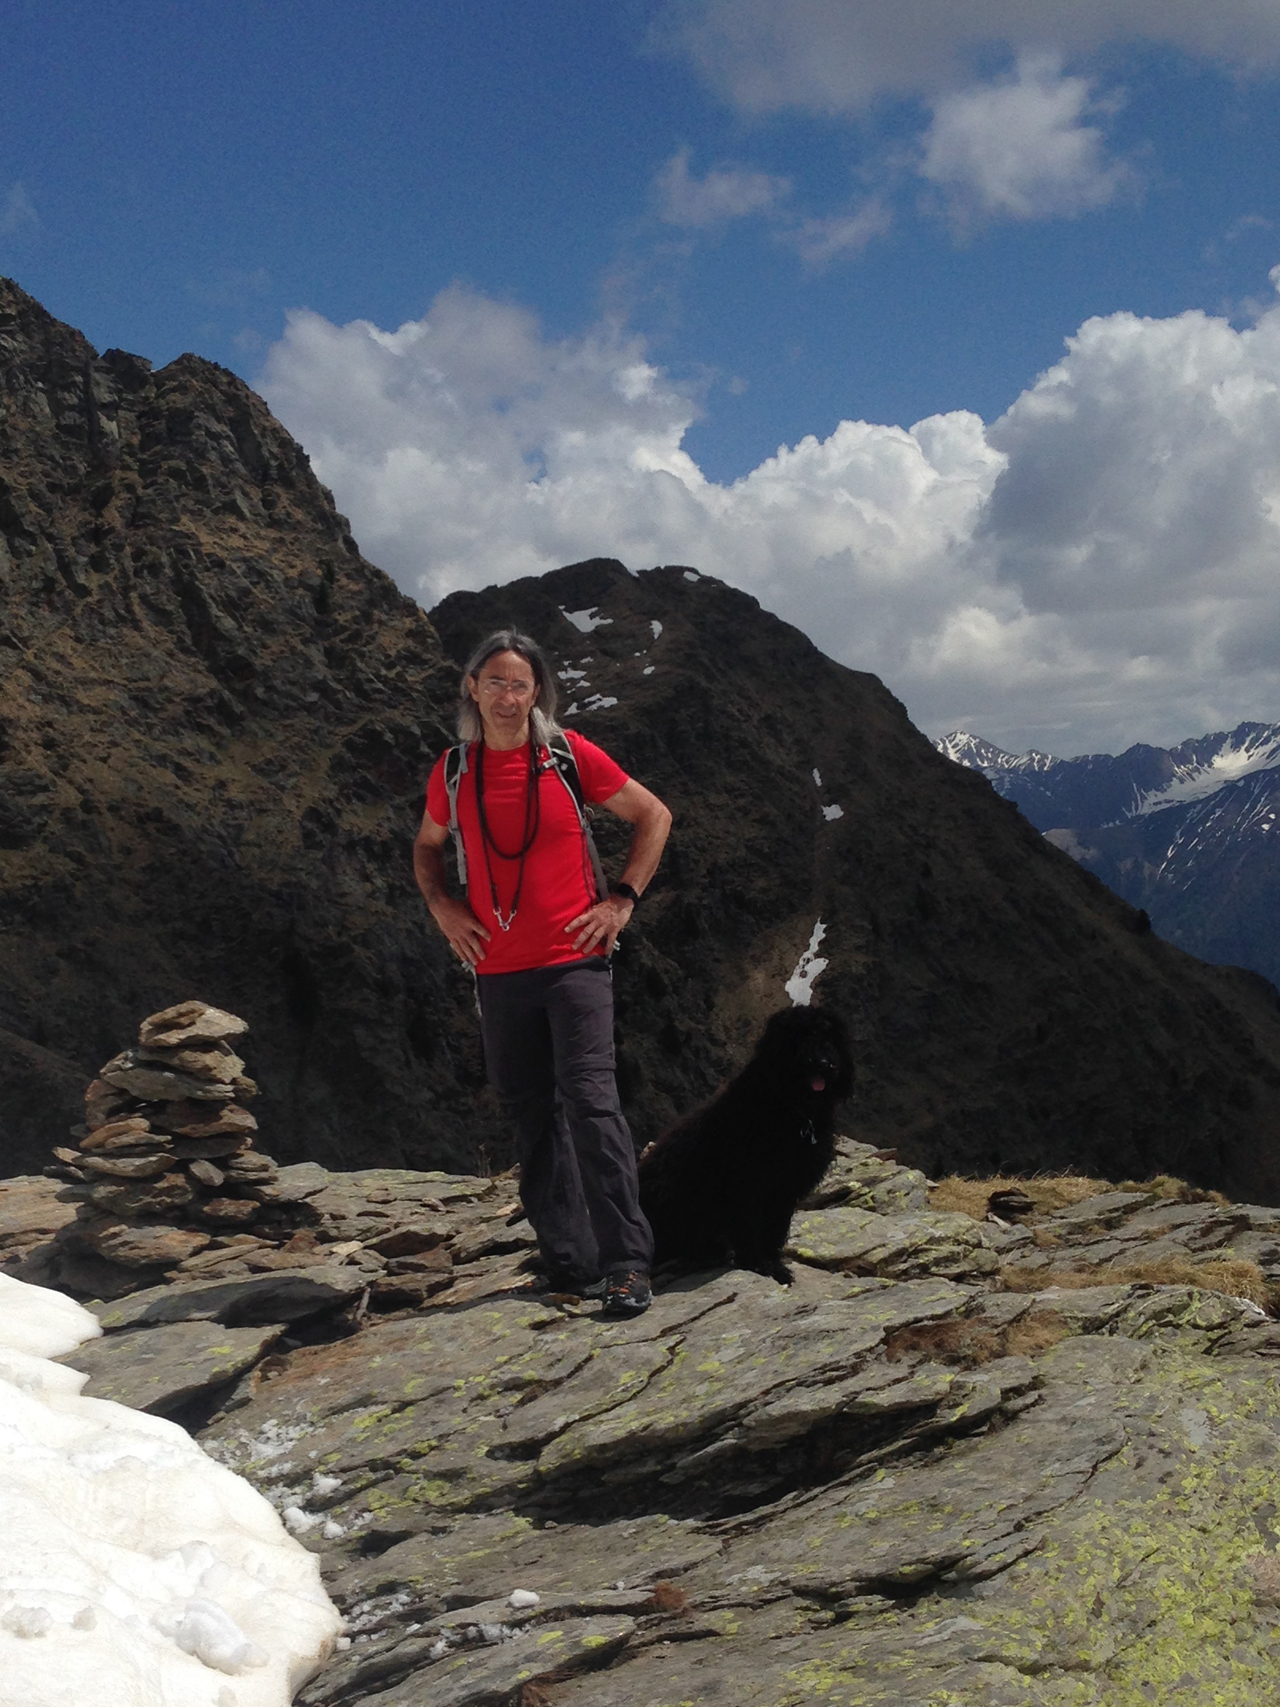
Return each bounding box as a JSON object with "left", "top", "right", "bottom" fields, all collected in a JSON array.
[{"left": 638, "top": 1006, "right": 853, "bottom": 1284}]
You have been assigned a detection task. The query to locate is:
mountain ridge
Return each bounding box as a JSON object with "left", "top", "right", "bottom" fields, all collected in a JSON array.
[{"left": 938, "top": 722, "right": 1280, "bottom": 987}]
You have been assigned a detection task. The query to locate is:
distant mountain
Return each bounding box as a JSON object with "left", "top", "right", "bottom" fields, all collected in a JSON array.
[{"left": 937, "top": 724, "right": 1280, "bottom": 987}]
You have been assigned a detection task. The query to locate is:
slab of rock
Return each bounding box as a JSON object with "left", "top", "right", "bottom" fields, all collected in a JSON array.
[
  {"left": 99, "top": 1050, "right": 237, "bottom": 1103},
  {"left": 79, "top": 1152, "right": 175, "bottom": 1180},
  {"left": 0, "top": 1176, "right": 81, "bottom": 1261},
  {"left": 138, "top": 1001, "right": 249, "bottom": 1047},
  {"left": 80, "top": 1115, "right": 155, "bottom": 1150},
  {"left": 58, "top": 1318, "right": 285, "bottom": 1417},
  {"left": 85, "top": 1170, "right": 195, "bottom": 1217},
  {"left": 788, "top": 1206, "right": 998, "bottom": 1281},
  {"left": 331, "top": 1511, "right": 720, "bottom": 1619},
  {"left": 801, "top": 1138, "right": 931, "bottom": 1215},
  {"left": 78, "top": 1218, "right": 211, "bottom": 1268},
  {"left": 1046, "top": 1190, "right": 1159, "bottom": 1232},
  {"left": 137, "top": 1041, "right": 246, "bottom": 1082},
  {"left": 92, "top": 1264, "right": 368, "bottom": 1329},
  {"left": 83, "top": 1080, "right": 135, "bottom": 1129},
  {"left": 274, "top": 1162, "right": 332, "bottom": 1198},
  {"left": 158, "top": 1100, "right": 258, "bottom": 1139},
  {"left": 321, "top": 1614, "right": 635, "bottom": 1707},
  {"left": 366, "top": 1224, "right": 452, "bottom": 1258},
  {"left": 198, "top": 1196, "right": 261, "bottom": 1226}
]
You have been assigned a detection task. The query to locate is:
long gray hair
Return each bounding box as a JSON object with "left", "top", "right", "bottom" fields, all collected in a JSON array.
[{"left": 456, "top": 628, "right": 563, "bottom": 744}]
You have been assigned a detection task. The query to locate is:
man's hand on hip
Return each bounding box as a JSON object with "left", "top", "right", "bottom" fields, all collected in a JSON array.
[
  {"left": 431, "top": 896, "right": 492, "bottom": 966},
  {"left": 567, "top": 894, "right": 634, "bottom": 955}
]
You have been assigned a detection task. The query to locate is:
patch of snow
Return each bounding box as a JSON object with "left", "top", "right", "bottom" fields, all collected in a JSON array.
[
  {"left": 507, "top": 1589, "right": 540, "bottom": 1609},
  {"left": 564, "top": 702, "right": 580, "bottom": 717},
  {"left": 642, "top": 666, "right": 655, "bottom": 675},
  {"left": 650, "top": 620, "right": 663, "bottom": 639},
  {"left": 580, "top": 695, "right": 618, "bottom": 711},
  {"left": 682, "top": 571, "right": 700, "bottom": 582},
  {"left": 821, "top": 804, "right": 844, "bottom": 822},
  {"left": 560, "top": 606, "right": 613, "bottom": 633},
  {"left": 0, "top": 1272, "right": 340, "bottom": 1707},
  {"left": 785, "top": 921, "right": 829, "bottom": 1007},
  {"left": 557, "top": 667, "right": 589, "bottom": 682},
  {"left": 935, "top": 730, "right": 1060, "bottom": 776}
]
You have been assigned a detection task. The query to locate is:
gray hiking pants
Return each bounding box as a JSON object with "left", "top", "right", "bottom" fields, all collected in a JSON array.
[{"left": 477, "top": 957, "right": 653, "bottom": 1280}]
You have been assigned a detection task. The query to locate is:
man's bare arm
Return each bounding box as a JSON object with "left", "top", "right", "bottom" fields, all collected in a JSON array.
[
  {"left": 566, "top": 779, "right": 673, "bottom": 954},
  {"left": 413, "top": 809, "right": 492, "bottom": 966}
]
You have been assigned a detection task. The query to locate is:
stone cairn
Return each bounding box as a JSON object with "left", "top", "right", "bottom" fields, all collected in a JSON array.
[{"left": 50, "top": 1000, "right": 306, "bottom": 1278}]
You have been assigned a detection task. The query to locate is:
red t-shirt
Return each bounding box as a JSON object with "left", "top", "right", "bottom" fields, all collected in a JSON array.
[{"left": 426, "top": 732, "right": 630, "bottom": 975}]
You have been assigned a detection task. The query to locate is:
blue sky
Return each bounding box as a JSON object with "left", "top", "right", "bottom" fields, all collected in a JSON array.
[{"left": 5, "top": 1, "right": 1280, "bottom": 754}]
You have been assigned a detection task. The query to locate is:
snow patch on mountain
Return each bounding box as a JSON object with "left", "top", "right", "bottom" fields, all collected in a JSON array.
[
  {"left": 1129, "top": 726, "right": 1280, "bottom": 817},
  {"left": 935, "top": 730, "right": 1060, "bottom": 778}
]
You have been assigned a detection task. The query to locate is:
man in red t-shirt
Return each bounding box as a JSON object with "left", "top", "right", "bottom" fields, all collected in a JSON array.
[{"left": 414, "top": 628, "right": 672, "bottom": 1317}]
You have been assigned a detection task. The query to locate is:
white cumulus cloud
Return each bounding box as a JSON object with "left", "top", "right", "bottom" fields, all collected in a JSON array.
[
  {"left": 658, "top": 0, "right": 1277, "bottom": 230},
  {"left": 661, "top": 0, "right": 1280, "bottom": 115},
  {"left": 654, "top": 149, "right": 791, "bottom": 226},
  {"left": 920, "top": 56, "right": 1132, "bottom": 221},
  {"left": 261, "top": 275, "right": 1280, "bottom": 757}
]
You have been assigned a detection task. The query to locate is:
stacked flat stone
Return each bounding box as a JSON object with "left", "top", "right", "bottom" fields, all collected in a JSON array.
[{"left": 55, "top": 1001, "right": 293, "bottom": 1272}]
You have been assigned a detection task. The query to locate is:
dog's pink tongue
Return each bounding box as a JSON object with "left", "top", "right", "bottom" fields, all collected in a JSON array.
[{"left": 811, "top": 1076, "right": 826, "bottom": 1092}]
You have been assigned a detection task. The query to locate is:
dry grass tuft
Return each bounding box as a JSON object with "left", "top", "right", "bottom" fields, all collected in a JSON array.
[
  {"left": 884, "top": 1308, "right": 1071, "bottom": 1367},
  {"left": 1001, "top": 1254, "right": 1271, "bottom": 1309},
  {"left": 1005, "top": 1310, "right": 1073, "bottom": 1358},
  {"left": 646, "top": 1580, "right": 690, "bottom": 1615},
  {"left": 518, "top": 1687, "right": 552, "bottom": 1707},
  {"left": 930, "top": 1173, "right": 1114, "bottom": 1219},
  {"left": 884, "top": 1319, "right": 1003, "bottom": 1367},
  {"left": 930, "top": 1171, "right": 1227, "bottom": 1222}
]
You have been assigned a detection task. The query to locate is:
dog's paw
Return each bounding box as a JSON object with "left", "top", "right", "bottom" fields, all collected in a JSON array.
[{"left": 741, "top": 1257, "right": 794, "bottom": 1285}]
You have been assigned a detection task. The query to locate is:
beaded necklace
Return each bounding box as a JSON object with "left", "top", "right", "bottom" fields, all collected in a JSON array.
[{"left": 474, "top": 740, "right": 541, "bottom": 931}]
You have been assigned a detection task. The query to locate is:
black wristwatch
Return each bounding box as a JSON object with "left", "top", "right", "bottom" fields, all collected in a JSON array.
[{"left": 610, "top": 882, "right": 641, "bottom": 906}]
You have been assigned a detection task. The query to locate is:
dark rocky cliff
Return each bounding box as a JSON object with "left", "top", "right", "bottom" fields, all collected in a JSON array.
[
  {"left": 0, "top": 279, "right": 480, "bottom": 1177},
  {"left": 6, "top": 278, "right": 1280, "bottom": 1200}
]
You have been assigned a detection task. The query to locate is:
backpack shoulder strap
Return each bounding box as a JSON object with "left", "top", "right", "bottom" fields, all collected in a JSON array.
[
  {"left": 543, "top": 731, "right": 608, "bottom": 901},
  {"left": 443, "top": 742, "right": 471, "bottom": 887}
]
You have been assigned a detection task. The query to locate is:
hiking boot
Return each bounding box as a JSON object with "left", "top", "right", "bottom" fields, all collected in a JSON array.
[{"left": 602, "top": 1268, "right": 652, "bottom": 1318}]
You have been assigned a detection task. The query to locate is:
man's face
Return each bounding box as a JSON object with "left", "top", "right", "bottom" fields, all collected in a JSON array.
[{"left": 468, "top": 649, "right": 537, "bottom": 739}]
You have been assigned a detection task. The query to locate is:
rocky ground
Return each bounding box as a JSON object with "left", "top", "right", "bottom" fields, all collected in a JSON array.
[{"left": 7, "top": 1146, "right": 1280, "bottom": 1704}]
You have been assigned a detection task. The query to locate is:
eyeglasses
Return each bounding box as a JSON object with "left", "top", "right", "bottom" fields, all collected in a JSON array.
[{"left": 476, "top": 676, "right": 535, "bottom": 699}]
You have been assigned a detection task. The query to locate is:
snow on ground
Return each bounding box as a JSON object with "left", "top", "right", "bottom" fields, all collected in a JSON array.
[
  {"left": 580, "top": 695, "right": 618, "bottom": 711},
  {"left": 785, "top": 921, "right": 829, "bottom": 1007},
  {"left": 821, "top": 804, "right": 844, "bottom": 822},
  {"left": 649, "top": 620, "right": 662, "bottom": 640},
  {"left": 559, "top": 606, "right": 613, "bottom": 632},
  {"left": 0, "top": 1273, "right": 341, "bottom": 1707}
]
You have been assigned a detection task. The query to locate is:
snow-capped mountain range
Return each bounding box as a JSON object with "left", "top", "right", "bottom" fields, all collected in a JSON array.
[{"left": 937, "top": 722, "right": 1280, "bottom": 988}]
